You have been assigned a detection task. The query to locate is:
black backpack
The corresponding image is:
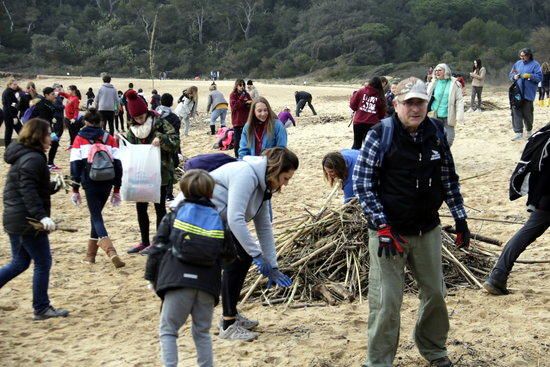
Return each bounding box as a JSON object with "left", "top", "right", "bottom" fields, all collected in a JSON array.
[
  {"left": 509, "top": 124, "right": 550, "bottom": 201},
  {"left": 508, "top": 81, "right": 524, "bottom": 110}
]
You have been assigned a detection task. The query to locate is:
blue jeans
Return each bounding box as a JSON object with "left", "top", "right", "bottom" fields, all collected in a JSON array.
[
  {"left": 85, "top": 184, "right": 112, "bottom": 238},
  {"left": 0, "top": 233, "right": 52, "bottom": 313},
  {"left": 210, "top": 109, "right": 227, "bottom": 127}
]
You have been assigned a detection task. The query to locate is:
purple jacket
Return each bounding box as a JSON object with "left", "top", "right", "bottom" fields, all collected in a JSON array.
[{"left": 278, "top": 111, "right": 295, "bottom": 127}]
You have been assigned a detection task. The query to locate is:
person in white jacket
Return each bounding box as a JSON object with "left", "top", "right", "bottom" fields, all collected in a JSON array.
[
  {"left": 175, "top": 86, "right": 198, "bottom": 136},
  {"left": 171, "top": 147, "right": 299, "bottom": 341},
  {"left": 427, "top": 63, "right": 464, "bottom": 146}
]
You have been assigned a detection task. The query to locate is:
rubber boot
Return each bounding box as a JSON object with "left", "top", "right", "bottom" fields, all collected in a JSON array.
[
  {"left": 210, "top": 124, "right": 216, "bottom": 135},
  {"left": 97, "top": 237, "right": 126, "bottom": 268},
  {"left": 82, "top": 238, "right": 99, "bottom": 264},
  {"left": 545, "top": 98, "right": 550, "bottom": 107},
  {"left": 536, "top": 99, "right": 544, "bottom": 107}
]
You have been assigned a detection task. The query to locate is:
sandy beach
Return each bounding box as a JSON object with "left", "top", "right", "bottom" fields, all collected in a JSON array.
[{"left": 0, "top": 77, "right": 549, "bottom": 366}]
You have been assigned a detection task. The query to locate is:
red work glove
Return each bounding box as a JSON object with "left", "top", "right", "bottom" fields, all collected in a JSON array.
[
  {"left": 377, "top": 224, "right": 407, "bottom": 258},
  {"left": 454, "top": 219, "right": 470, "bottom": 249}
]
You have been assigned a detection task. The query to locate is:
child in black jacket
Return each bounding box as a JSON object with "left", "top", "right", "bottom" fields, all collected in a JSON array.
[{"left": 145, "top": 169, "right": 224, "bottom": 367}]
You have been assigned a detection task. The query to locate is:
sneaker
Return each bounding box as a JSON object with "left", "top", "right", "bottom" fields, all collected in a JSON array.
[
  {"left": 511, "top": 133, "right": 522, "bottom": 141},
  {"left": 483, "top": 277, "right": 509, "bottom": 295},
  {"left": 127, "top": 243, "right": 148, "bottom": 254},
  {"left": 236, "top": 313, "right": 259, "bottom": 330},
  {"left": 525, "top": 130, "right": 533, "bottom": 139},
  {"left": 139, "top": 244, "right": 154, "bottom": 256},
  {"left": 165, "top": 195, "right": 175, "bottom": 202},
  {"left": 219, "top": 323, "right": 258, "bottom": 341},
  {"left": 48, "top": 164, "right": 60, "bottom": 171},
  {"left": 430, "top": 356, "right": 453, "bottom": 367},
  {"left": 34, "top": 306, "right": 69, "bottom": 320}
]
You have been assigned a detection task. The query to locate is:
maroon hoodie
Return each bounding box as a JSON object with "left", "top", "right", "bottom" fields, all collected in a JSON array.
[
  {"left": 350, "top": 85, "right": 386, "bottom": 125},
  {"left": 229, "top": 90, "right": 252, "bottom": 128}
]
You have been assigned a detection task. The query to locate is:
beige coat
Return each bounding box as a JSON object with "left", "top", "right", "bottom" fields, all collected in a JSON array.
[
  {"left": 427, "top": 76, "right": 464, "bottom": 127},
  {"left": 470, "top": 67, "right": 486, "bottom": 87}
]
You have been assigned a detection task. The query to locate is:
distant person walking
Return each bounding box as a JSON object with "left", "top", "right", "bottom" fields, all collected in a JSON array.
[
  {"left": 206, "top": 83, "right": 228, "bottom": 135},
  {"left": 468, "top": 59, "right": 486, "bottom": 112},
  {"left": 540, "top": 62, "right": 550, "bottom": 107},
  {"left": 509, "top": 48, "right": 543, "bottom": 141},
  {"left": 115, "top": 90, "right": 125, "bottom": 132},
  {"left": 427, "top": 63, "right": 464, "bottom": 146},
  {"left": 229, "top": 79, "right": 252, "bottom": 157},
  {"left": 94, "top": 74, "right": 118, "bottom": 136},
  {"left": 86, "top": 88, "right": 95, "bottom": 109},
  {"left": 2, "top": 78, "right": 22, "bottom": 147},
  {"left": 349, "top": 77, "right": 386, "bottom": 150},
  {"left": 294, "top": 91, "right": 317, "bottom": 117},
  {"left": 0, "top": 118, "right": 69, "bottom": 320}
]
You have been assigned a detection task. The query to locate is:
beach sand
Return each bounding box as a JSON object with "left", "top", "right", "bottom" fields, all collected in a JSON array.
[{"left": 0, "top": 77, "right": 549, "bottom": 366}]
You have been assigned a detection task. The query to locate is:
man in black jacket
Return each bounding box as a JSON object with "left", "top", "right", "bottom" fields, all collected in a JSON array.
[
  {"left": 353, "top": 77, "right": 469, "bottom": 367},
  {"left": 294, "top": 91, "right": 317, "bottom": 117},
  {"left": 484, "top": 125, "right": 550, "bottom": 295}
]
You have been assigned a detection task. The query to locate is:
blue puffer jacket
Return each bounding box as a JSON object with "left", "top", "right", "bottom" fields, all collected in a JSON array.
[
  {"left": 509, "top": 59, "right": 543, "bottom": 101},
  {"left": 238, "top": 119, "right": 287, "bottom": 158}
]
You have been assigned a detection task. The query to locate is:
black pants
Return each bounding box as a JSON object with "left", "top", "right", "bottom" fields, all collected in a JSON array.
[
  {"left": 115, "top": 112, "right": 125, "bottom": 132},
  {"left": 296, "top": 99, "right": 317, "bottom": 116},
  {"left": 221, "top": 234, "right": 253, "bottom": 317},
  {"left": 233, "top": 126, "right": 244, "bottom": 158},
  {"left": 136, "top": 185, "right": 167, "bottom": 245},
  {"left": 65, "top": 117, "right": 84, "bottom": 146},
  {"left": 491, "top": 209, "right": 550, "bottom": 284},
  {"left": 166, "top": 153, "right": 180, "bottom": 200},
  {"left": 99, "top": 110, "right": 115, "bottom": 135},
  {"left": 48, "top": 118, "right": 64, "bottom": 165},
  {"left": 512, "top": 100, "right": 534, "bottom": 133},
  {"left": 352, "top": 123, "right": 372, "bottom": 150},
  {"left": 4, "top": 114, "right": 21, "bottom": 147}
]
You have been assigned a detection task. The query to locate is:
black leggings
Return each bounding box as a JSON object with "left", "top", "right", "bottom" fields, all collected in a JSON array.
[
  {"left": 115, "top": 112, "right": 125, "bottom": 132},
  {"left": 65, "top": 117, "right": 84, "bottom": 146},
  {"left": 3, "top": 112, "right": 21, "bottom": 148},
  {"left": 352, "top": 123, "right": 372, "bottom": 150},
  {"left": 222, "top": 234, "right": 253, "bottom": 317},
  {"left": 135, "top": 185, "right": 167, "bottom": 245},
  {"left": 48, "top": 118, "right": 64, "bottom": 165},
  {"left": 233, "top": 126, "right": 244, "bottom": 158}
]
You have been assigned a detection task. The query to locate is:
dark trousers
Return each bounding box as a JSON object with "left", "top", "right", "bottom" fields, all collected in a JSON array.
[
  {"left": 296, "top": 99, "right": 317, "bottom": 116},
  {"left": 65, "top": 117, "right": 84, "bottom": 146},
  {"left": 99, "top": 110, "right": 115, "bottom": 136},
  {"left": 85, "top": 184, "right": 112, "bottom": 239},
  {"left": 48, "top": 118, "right": 65, "bottom": 165},
  {"left": 0, "top": 233, "right": 52, "bottom": 313},
  {"left": 221, "top": 234, "right": 253, "bottom": 317},
  {"left": 471, "top": 86, "right": 483, "bottom": 110},
  {"left": 166, "top": 153, "right": 180, "bottom": 200},
  {"left": 352, "top": 123, "right": 372, "bottom": 150},
  {"left": 491, "top": 209, "right": 550, "bottom": 283},
  {"left": 115, "top": 112, "right": 125, "bottom": 132},
  {"left": 136, "top": 185, "right": 167, "bottom": 245},
  {"left": 4, "top": 114, "right": 22, "bottom": 147},
  {"left": 512, "top": 100, "right": 534, "bottom": 133},
  {"left": 233, "top": 126, "right": 244, "bottom": 158}
]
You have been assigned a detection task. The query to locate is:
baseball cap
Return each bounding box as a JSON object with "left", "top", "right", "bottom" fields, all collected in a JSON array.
[{"left": 394, "top": 77, "right": 429, "bottom": 102}]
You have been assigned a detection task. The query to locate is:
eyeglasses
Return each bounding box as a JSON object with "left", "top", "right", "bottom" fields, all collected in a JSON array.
[{"left": 399, "top": 100, "right": 428, "bottom": 108}]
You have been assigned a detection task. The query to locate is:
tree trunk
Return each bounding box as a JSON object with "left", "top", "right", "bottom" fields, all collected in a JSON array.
[{"left": 1, "top": 1, "right": 14, "bottom": 32}]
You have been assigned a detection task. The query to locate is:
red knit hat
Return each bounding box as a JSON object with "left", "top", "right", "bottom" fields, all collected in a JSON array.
[{"left": 125, "top": 89, "right": 148, "bottom": 117}]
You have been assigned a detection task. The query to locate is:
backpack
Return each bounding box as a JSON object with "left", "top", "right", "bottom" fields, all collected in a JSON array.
[
  {"left": 377, "top": 117, "right": 447, "bottom": 166},
  {"left": 21, "top": 105, "right": 36, "bottom": 124},
  {"left": 183, "top": 153, "right": 237, "bottom": 172},
  {"left": 87, "top": 132, "right": 116, "bottom": 181},
  {"left": 213, "top": 127, "right": 235, "bottom": 151},
  {"left": 171, "top": 201, "right": 226, "bottom": 267},
  {"left": 509, "top": 124, "right": 550, "bottom": 201},
  {"left": 508, "top": 81, "right": 524, "bottom": 110}
]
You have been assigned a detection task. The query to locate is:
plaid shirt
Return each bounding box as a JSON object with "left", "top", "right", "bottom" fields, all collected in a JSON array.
[{"left": 352, "top": 120, "right": 467, "bottom": 229}]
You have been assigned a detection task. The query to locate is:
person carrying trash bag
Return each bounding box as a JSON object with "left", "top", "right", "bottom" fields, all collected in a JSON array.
[{"left": 124, "top": 89, "right": 180, "bottom": 255}]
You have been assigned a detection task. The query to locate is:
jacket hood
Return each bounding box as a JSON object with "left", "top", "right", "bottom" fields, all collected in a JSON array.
[
  {"left": 156, "top": 105, "right": 172, "bottom": 119},
  {"left": 243, "top": 155, "right": 267, "bottom": 192},
  {"left": 78, "top": 126, "right": 107, "bottom": 142},
  {"left": 4, "top": 142, "right": 43, "bottom": 164},
  {"left": 435, "top": 63, "right": 452, "bottom": 79},
  {"left": 102, "top": 83, "right": 115, "bottom": 88}
]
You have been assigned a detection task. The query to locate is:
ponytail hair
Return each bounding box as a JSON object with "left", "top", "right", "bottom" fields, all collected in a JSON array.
[{"left": 68, "top": 85, "right": 82, "bottom": 100}]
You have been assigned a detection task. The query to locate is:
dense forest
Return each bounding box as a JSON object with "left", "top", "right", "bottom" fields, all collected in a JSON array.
[{"left": 0, "top": 0, "right": 548, "bottom": 81}]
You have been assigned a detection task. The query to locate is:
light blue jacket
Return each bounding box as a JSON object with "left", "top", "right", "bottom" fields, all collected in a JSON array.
[
  {"left": 509, "top": 59, "right": 543, "bottom": 101},
  {"left": 341, "top": 149, "right": 359, "bottom": 202},
  {"left": 238, "top": 119, "right": 288, "bottom": 158}
]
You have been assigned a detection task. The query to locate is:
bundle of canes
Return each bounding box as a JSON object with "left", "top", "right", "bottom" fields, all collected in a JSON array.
[{"left": 26, "top": 217, "right": 78, "bottom": 233}]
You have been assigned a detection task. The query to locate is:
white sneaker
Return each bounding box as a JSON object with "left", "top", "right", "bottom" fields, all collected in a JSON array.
[
  {"left": 219, "top": 323, "right": 258, "bottom": 341},
  {"left": 511, "top": 133, "right": 522, "bottom": 141},
  {"left": 219, "top": 313, "right": 259, "bottom": 330}
]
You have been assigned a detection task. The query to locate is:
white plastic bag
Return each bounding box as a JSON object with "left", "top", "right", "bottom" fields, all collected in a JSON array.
[
  {"left": 118, "top": 135, "right": 161, "bottom": 203},
  {"left": 174, "top": 101, "right": 185, "bottom": 118}
]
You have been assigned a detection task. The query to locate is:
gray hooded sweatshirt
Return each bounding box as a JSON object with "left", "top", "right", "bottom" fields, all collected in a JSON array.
[
  {"left": 94, "top": 83, "right": 118, "bottom": 111},
  {"left": 171, "top": 155, "right": 277, "bottom": 267}
]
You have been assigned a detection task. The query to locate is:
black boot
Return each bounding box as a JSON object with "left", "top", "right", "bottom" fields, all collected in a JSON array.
[{"left": 210, "top": 125, "right": 216, "bottom": 135}]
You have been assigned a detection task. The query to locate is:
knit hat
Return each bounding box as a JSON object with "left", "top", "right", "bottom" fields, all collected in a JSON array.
[{"left": 125, "top": 89, "right": 148, "bottom": 117}]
